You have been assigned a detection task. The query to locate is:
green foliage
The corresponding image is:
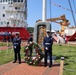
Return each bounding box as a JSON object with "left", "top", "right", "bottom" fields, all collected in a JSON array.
[
  {"left": 27, "top": 27, "right": 34, "bottom": 33},
  {"left": 0, "top": 42, "right": 12, "bottom": 47},
  {"left": 52, "top": 44, "right": 76, "bottom": 75},
  {"left": 0, "top": 46, "right": 24, "bottom": 65},
  {"left": 0, "top": 48, "right": 14, "bottom": 65}
]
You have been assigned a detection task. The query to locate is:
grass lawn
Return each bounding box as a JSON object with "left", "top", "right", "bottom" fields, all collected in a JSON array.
[
  {"left": 0, "top": 42, "right": 12, "bottom": 47},
  {"left": 0, "top": 47, "right": 24, "bottom": 65},
  {"left": 53, "top": 44, "right": 76, "bottom": 75},
  {"left": 0, "top": 44, "right": 76, "bottom": 75}
]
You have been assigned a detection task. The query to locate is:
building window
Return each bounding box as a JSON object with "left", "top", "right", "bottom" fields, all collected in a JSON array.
[
  {"left": 15, "top": 7, "right": 20, "bottom": 10},
  {"left": 18, "top": 0, "right": 20, "bottom": 2},
  {"left": 11, "top": 2, "right": 13, "bottom": 4},
  {"left": 3, "top": 6, "right": 5, "bottom": 9},
  {"left": 13, "top": 0, "right": 17, "bottom": 2},
  {"left": 3, "top": 0, "right": 6, "bottom": 2},
  {"left": 7, "top": 22, "right": 9, "bottom": 25},
  {"left": 18, "top": 23, "right": 19, "bottom": 25},
  {"left": 1, "top": 22, "right": 3, "bottom": 25},
  {"left": 0, "top": 0, "right": 2, "bottom": 2},
  {"left": 8, "top": 0, "right": 10, "bottom": 2},
  {"left": 15, "top": 7, "right": 18, "bottom": 10},
  {"left": 7, "top": 22, "right": 9, "bottom": 26},
  {"left": 21, "top": 0, "right": 23, "bottom": 2},
  {"left": 3, "top": 14, "right": 5, "bottom": 17}
]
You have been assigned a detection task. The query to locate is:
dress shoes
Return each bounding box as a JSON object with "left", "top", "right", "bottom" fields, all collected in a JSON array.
[
  {"left": 13, "top": 61, "right": 16, "bottom": 63},
  {"left": 19, "top": 61, "right": 21, "bottom": 64},
  {"left": 49, "top": 65, "right": 52, "bottom": 68},
  {"left": 44, "top": 65, "right": 47, "bottom": 67}
]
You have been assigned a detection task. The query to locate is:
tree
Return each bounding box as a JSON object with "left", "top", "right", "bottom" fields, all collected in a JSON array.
[{"left": 27, "top": 27, "right": 34, "bottom": 33}]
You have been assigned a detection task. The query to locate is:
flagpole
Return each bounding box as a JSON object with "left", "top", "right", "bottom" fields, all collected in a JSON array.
[{"left": 42, "top": 0, "right": 46, "bottom": 22}]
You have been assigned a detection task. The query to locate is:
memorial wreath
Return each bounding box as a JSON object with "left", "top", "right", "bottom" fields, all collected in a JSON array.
[{"left": 24, "top": 42, "right": 44, "bottom": 66}]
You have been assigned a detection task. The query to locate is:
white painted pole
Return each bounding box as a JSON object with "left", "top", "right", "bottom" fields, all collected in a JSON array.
[{"left": 42, "top": 0, "right": 46, "bottom": 22}]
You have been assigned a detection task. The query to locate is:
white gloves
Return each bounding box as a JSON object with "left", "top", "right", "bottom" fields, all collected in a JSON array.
[
  {"left": 14, "top": 46, "right": 16, "bottom": 48},
  {"left": 46, "top": 47, "right": 48, "bottom": 50}
]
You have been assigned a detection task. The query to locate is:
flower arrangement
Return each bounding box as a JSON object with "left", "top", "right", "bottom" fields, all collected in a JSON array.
[{"left": 24, "top": 42, "right": 44, "bottom": 66}]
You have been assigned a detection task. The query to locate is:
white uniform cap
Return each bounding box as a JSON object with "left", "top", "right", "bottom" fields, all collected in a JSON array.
[
  {"left": 15, "top": 32, "right": 20, "bottom": 35},
  {"left": 46, "top": 30, "right": 51, "bottom": 33}
]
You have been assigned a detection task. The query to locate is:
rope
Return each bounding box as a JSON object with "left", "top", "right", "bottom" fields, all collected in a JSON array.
[
  {"left": 49, "top": 0, "right": 52, "bottom": 29},
  {"left": 73, "top": 0, "right": 76, "bottom": 13},
  {"left": 68, "top": 0, "right": 76, "bottom": 26},
  {"left": 49, "top": 0, "right": 51, "bottom": 20},
  {"left": 50, "top": 1, "right": 76, "bottom": 13}
]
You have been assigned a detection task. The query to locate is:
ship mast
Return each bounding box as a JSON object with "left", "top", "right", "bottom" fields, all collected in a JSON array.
[{"left": 42, "top": 0, "right": 46, "bottom": 21}]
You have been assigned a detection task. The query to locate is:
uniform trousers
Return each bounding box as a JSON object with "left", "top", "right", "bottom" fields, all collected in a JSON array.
[
  {"left": 14, "top": 48, "right": 21, "bottom": 62},
  {"left": 44, "top": 47, "right": 52, "bottom": 66}
]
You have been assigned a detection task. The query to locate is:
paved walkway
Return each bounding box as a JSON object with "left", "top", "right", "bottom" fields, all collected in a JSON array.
[
  {"left": 0, "top": 42, "right": 60, "bottom": 75},
  {"left": 0, "top": 61, "right": 60, "bottom": 75}
]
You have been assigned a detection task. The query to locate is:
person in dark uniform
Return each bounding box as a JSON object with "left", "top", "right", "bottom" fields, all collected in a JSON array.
[
  {"left": 13, "top": 33, "right": 21, "bottom": 64},
  {"left": 43, "top": 30, "right": 53, "bottom": 67},
  {"left": 28, "top": 33, "right": 33, "bottom": 57},
  {"left": 28, "top": 33, "right": 33, "bottom": 43}
]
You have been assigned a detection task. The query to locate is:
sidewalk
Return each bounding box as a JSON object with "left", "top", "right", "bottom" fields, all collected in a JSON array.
[
  {"left": 0, "top": 61, "right": 60, "bottom": 75},
  {"left": 0, "top": 42, "right": 60, "bottom": 75}
]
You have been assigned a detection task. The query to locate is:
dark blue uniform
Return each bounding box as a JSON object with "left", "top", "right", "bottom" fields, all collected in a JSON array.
[
  {"left": 13, "top": 37, "right": 21, "bottom": 63},
  {"left": 28, "top": 36, "right": 33, "bottom": 43},
  {"left": 28, "top": 36, "right": 33, "bottom": 57},
  {"left": 43, "top": 36, "right": 53, "bottom": 67}
]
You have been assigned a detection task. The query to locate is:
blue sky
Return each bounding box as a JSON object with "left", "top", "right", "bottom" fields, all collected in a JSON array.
[{"left": 27, "top": 0, "right": 76, "bottom": 30}]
